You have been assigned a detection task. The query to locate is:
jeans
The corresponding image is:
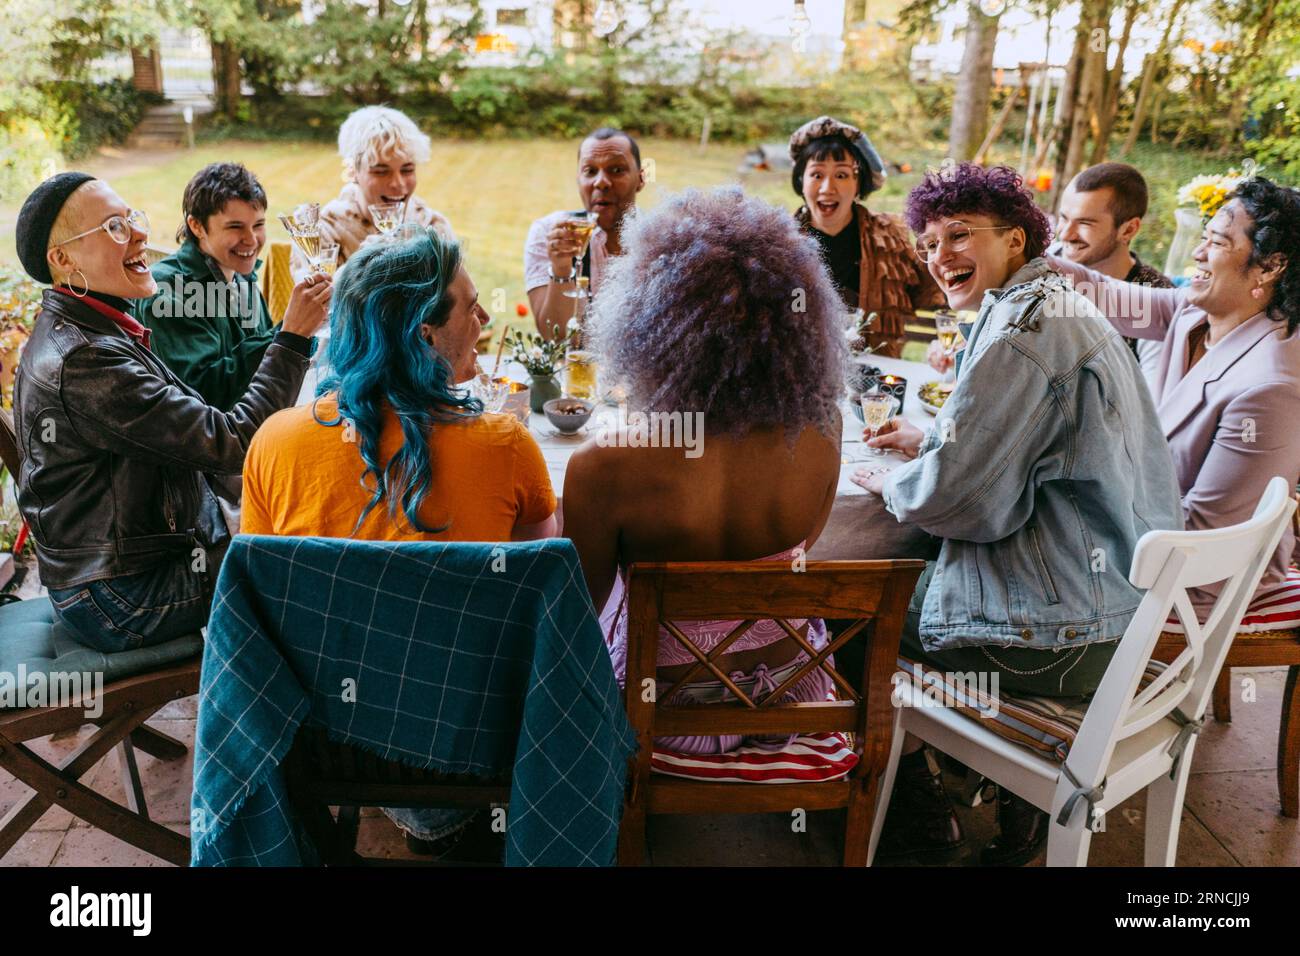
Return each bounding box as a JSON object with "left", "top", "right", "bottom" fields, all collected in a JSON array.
[
  {"left": 48, "top": 559, "right": 212, "bottom": 654},
  {"left": 383, "top": 807, "right": 476, "bottom": 844}
]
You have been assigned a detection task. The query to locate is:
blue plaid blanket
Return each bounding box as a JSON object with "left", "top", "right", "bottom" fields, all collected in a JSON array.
[{"left": 191, "top": 535, "right": 637, "bottom": 867}]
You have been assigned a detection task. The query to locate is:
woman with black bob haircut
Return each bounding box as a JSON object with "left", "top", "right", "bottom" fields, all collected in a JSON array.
[
  {"left": 1051, "top": 175, "right": 1300, "bottom": 615},
  {"left": 789, "top": 115, "right": 944, "bottom": 357}
]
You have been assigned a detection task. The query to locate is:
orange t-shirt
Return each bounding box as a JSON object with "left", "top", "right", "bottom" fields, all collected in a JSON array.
[{"left": 241, "top": 396, "right": 556, "bottom": 542}]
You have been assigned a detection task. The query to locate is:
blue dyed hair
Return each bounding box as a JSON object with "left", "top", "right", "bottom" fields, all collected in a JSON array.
[{"left": 315, "top": 227, "right": 481, "bottom": 533}]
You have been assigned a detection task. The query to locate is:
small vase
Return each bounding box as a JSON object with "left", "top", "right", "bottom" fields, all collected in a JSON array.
[
  {"left": 529, "top": 374, "right": 561, "bottom": 413},
  {"left": 1164, "top": 206, "right": 1204, "bottom": 282}
]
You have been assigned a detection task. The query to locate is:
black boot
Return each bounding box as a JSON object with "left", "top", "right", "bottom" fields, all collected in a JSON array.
[
  {"left": 874, "top": 747, "right": 965, "bottom": 864},
  {"left": 980, "top": 787, "right": 1049, "bottom": 866}
]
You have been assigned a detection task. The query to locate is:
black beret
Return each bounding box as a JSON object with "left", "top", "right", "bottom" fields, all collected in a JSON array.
[{"left": 14, "top": 172, "right": 97, "bottom": 284}]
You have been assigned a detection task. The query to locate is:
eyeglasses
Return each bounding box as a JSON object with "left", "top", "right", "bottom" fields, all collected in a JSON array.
[
  {"left": 54, "top": 209, "right": 150, "bottom": 247},
  {"left": 915, "top": 220, "right": 1015, "bottom": 263}
]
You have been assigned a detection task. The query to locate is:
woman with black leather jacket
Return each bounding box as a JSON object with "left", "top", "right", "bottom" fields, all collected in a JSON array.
[{"left": 11, "top": 172, "right": 331, "bottom": 653}]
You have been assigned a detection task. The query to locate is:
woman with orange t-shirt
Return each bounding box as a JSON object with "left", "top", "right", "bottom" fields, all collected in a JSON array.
[
  {"left": 241, "top": 227, "right": 557, "bottom": 543},
  {"left": 240, "top": 227, "right": 557, "bottom": 859}
]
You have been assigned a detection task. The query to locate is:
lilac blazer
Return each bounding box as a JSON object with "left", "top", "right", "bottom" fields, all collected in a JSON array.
[{"left": 1050, "top": 255, "right": 1300, "bottom": 605}]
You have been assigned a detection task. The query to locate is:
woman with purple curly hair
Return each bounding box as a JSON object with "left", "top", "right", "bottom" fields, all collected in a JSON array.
[
  {"left": 857, "top": 163, "right": 1182, "bottom": 865},
  {"left": 563, "top": 186, "right": 845, "bottom": 755}
]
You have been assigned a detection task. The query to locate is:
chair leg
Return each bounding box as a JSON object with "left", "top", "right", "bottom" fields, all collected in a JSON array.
[
  {"left": 129, "top": 724, "right": 188, "bottom": 761},
  {"left": 116, "top": 738, "right": 148, "bottom": 819},
  {"left": 842, "top": 779, "right": 872, "bottom": 867},
  {"left": 1045, "top": 817, "right": 1093, "bottom": 867},
  {"left": 1280, "top": 665, "right": 1299, "bottom": 818},
  {"left": 1144, "top": 748, "right": 1195, "bottom": 866},
  {"left": 336, "top": 804, "right": 361, "bottom": 855},
  {"left": 1213, "top": 668, "right": 1233, "bottom": 723},
  {"left": 866, "top": 710, "right": 906, "bottom": 866},
  {"left": 617, "top": 798, "right": 648, "bottom": 866}
]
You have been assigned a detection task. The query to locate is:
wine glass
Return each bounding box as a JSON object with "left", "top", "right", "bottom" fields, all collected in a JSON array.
[
  {"left": 368, "top": 201, "right": 406, "bottom": 236},
  {"left": 561, "top": 210, "right": 596, "bottom": 302},
  {"left": 857, "top": 389, "right": 899, "bottom": 461},
  {"left": 312, "top": 243, "right": 339, "bottom": 277},
  {"left": 471, "top": 371, "right": 511, "bottom": 413},
  {"left": 278, "top": 202, "right": 322, "bottom": 264},
  {"left": 935, "top": 312, "right": 961, "bottom": 380}
]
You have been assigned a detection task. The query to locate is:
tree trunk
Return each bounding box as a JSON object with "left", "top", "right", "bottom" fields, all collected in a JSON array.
[
  {"left": 1091, "top": 0, "right": 1139, "bottom": 164},
  {"left": 1120, "top": 0, "right": 1190, "bottom": 157},
  {"left": 1053, "top": 0, "right": 1111, "bottom": 203},
  {"left": 948, "top": 0, "right": 1001, "bottom": 160},
  {"left": 211, "top": 40, "right": 242, "bottom": 119},
  {"left": 1047, "top": 17, "right": 1090, "bottom": 208}
]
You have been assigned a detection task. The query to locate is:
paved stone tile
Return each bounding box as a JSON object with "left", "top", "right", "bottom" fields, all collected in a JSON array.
[
  {"left": 49, "top": 824, "right": 188, "bottom": 868},
  {"left": 1183, "top": 769, "right": 1300, "bottom": 867},
  {"left": 73, "top": 720, "right": 195, "bottom": 826},
  {"left": 1195, "top": 667, "right": 1287, "bottom": 774},
  {"left": 0, "top": 831, "right": 65, "bottom": 867}
]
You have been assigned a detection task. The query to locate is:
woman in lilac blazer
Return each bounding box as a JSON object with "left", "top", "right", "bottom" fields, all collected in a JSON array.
[{"left": 1050, "top": 177, "right": 1300, "bottom": 608}]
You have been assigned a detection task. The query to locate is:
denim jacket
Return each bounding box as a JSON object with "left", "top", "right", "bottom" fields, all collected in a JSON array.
[{"left": 883, "top": 258, "right": 1184, "bottom": 652}]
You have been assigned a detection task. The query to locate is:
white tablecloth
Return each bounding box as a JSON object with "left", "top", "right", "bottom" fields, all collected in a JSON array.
[{"left": 297, "top": 352, "right": 944, "bottom": 561}]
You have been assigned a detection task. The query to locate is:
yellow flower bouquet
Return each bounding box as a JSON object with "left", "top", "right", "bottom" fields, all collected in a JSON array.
[{"left": 1176, "top": 167, "right": 1256, "bottom": 222}]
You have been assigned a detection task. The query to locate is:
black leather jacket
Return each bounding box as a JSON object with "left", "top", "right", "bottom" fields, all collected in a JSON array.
[{"left": 14, "top": 289, "right": 309, "bottom": 589}]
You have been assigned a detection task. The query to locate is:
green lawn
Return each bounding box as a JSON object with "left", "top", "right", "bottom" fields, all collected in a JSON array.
[{"left": 0, "top": 134, "right": 1219, "bottom": 349}]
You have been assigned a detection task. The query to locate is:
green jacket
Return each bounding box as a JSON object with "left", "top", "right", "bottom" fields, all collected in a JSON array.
[{"left": 133, "top": 237, "right": 278, "bottom": 411}]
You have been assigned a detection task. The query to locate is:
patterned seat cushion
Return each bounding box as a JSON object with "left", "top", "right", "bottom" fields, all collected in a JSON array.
[
  {"left": 651, "top": 732, "right": 858, "bottom": 783},
  {"left": 1164, "top": 567, "right": 1300, "bottom": 635},
  {"left": 894, "top": 655, "right": 1168, "bottom": 763}
]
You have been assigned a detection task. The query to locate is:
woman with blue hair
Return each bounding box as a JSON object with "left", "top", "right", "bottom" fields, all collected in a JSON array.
[
  {"left": 241, "top": 226, "right": 556, "bottom": 543},
  {"left": 240, "top": 226, "right": 557, "bottom": 859}
]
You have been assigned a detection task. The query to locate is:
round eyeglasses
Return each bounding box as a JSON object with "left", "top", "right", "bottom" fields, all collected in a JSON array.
[
  {"left": 914, "top": 220, "right": 1014, "bottom": 263},
  {"left": 54, "top": 209, "right": 150, "bottom": 247}
]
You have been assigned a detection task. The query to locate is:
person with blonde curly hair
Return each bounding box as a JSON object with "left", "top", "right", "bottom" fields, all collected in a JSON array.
[
  {"left": 563, "top": 186, "right": 844, "bottom": 756},
  {"left": 291, "top": 106, "right": 453, "bottom": 275}
]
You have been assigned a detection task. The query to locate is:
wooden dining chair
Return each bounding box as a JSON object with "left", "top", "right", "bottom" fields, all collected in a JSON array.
[
  {"left": 0, "top": 405, "right": 201, "bottom": 866},
  {"left": 618, "top": 559, "right": 924, "bottom": 866},
  {"left": 283, "top": 727, "right": 511, "bottom": 866}
]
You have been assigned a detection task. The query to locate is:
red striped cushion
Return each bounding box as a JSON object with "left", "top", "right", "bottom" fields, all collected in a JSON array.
[
  {"left": 1164, "top": 566, "right": 1300, "bottom": 634},
  {"left": 651, "top": 733, "right": 859, "bottom": 783}
]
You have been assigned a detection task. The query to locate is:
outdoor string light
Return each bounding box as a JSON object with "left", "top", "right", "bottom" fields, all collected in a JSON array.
[{"left": 790, "top": 0, "right": 812, "bottom": 37}]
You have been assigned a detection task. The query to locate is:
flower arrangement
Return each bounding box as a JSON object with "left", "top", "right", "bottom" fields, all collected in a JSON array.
[
  {"left": 501, "top": 321, "right": 578, "bottom": 378},
  {"left": 0, "top": 266, "right": 39, "bottom": 409},
  {"left": 1176, "top": 165, "right": 1258, "bottom": 222}
]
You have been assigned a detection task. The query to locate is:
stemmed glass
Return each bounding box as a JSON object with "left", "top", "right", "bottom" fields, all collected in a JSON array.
[
  {"left": 856, "top": 389, "right": 899, "bottom": 461},
  {"left": 561, "top": 210, "right": 596, "bottom": 304},
  {"left": 470, "top": 371, "right": 511, "bottom": 413},
  {"left": 935, "top": 311, "right": 961, "bottom": 381},
  {"left": 368, "top": 201, "right": 406, "bottom": 236},
  {"left": 278, "top": 202, "right": 322, "bottom": 264},
  {"left": 312, "top": 243, "right": 339, "bottom": 277}
]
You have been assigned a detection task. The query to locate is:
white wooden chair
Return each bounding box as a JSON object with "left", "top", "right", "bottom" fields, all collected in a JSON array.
[{"left": 868, "top": 476, "right": 1298, "bottom": 866}]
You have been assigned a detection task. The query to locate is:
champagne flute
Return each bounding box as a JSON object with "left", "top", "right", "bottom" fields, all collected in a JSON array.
[
  {"left": 278, "top": 202, "right": 322, "bottom": 263},
  {"left": 561, "top": 210, "right": 596, "bottom": 303},
  {"left": 857, "top": 390, "right": 899, "bottom": 461},
  {"left": 935, "top": 311, "right": 961, "bottom": 380}
]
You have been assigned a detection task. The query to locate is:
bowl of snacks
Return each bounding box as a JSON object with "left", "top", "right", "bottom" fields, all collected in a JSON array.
[
  {"left": 917, "top": 381, "right": 954, "bottom": 416},
  {"left": 543, "top": 397, "right": 594, "bottom": 434}
]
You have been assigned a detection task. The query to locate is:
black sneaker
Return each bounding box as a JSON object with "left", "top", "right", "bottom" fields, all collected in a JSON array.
[{"left": 980, "top": 787, "right": 1049, "bottom": 866}]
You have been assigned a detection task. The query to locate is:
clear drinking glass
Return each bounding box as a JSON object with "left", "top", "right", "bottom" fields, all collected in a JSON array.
[
  {"left": 561, "top": 210, "right": 596, "bottom": 303},
  {"left": 857, "top": 390, "right": 899, "bottom": 460},
  {"left": 312, "top": 243, "right": 340, "bottom": 277},
  {"left": 564, "top": 349, "right": 598, "bottom": 401},
  {"left": 368, "top": 201, "right": 406, "bottom": 236}
]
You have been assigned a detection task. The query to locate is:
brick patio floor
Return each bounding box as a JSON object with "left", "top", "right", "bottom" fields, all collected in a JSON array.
[{"left": 3, "top": 665, "right": 1296, "bottom": 867}]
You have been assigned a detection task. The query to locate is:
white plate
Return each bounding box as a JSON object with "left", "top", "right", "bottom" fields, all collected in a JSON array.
[{"left": 919, "top": 398, "right": 944, "bottom": 416}]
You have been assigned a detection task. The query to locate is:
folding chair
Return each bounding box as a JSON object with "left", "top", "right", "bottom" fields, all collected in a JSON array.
[
  {"left": 871, "top": 476, "right": 1297, "bottom": 866},
  {"left": 618, "top": 559, "right": 924, "bottom": 866},
  {"left": 0, "top": 407, "right": 202, "bottom": 866}
]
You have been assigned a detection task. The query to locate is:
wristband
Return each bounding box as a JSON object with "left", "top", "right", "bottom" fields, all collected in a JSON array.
[{"left": 548, "top": 268, "right": 576, "bottom": 284}]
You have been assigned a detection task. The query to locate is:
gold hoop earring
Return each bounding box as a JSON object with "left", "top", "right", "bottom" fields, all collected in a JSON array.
[{"left": 67, "top": 269, "right": 89, "bottom": 298}]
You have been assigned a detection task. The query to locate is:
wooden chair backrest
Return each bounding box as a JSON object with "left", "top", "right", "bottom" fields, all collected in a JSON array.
[
  {"left": 0, "top": 406, "right": 21, "bottom": 477},
  {"left": 623, "top": 559, "right": 923, "bottom": 767}
]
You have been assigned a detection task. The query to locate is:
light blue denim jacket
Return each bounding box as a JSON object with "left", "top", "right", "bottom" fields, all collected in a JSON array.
[{"left": 883, "top": 258, "right": 1184, "bottom": 652}]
